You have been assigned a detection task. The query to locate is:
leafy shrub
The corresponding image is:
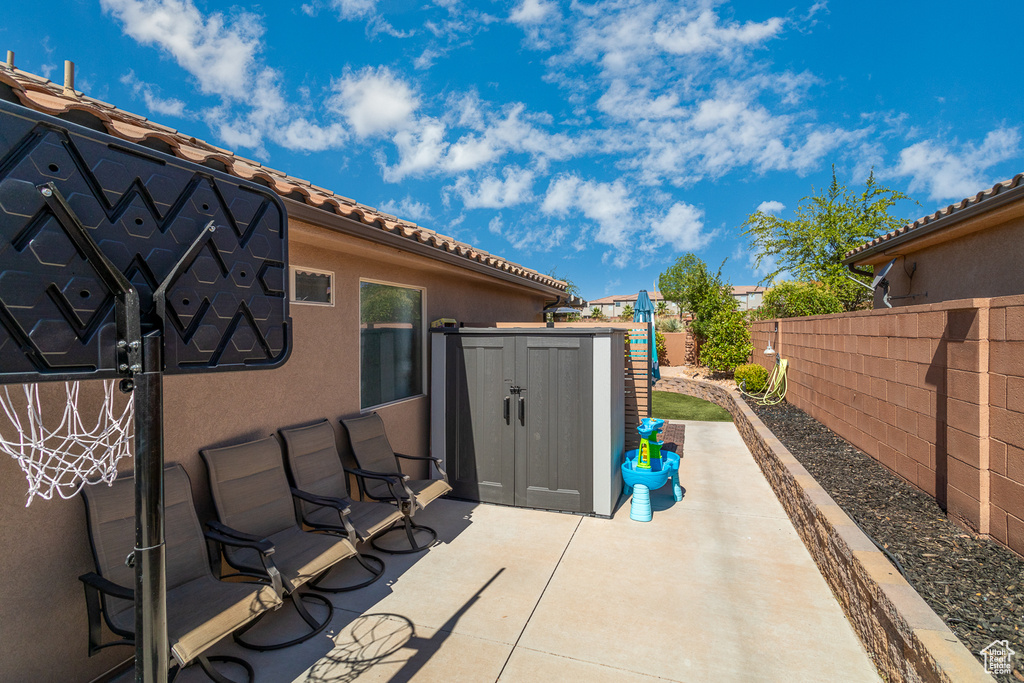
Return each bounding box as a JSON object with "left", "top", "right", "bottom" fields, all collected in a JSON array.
[
  {"left": 754, "top": 281, "right": 842, "bottom": 320},
  {"left": 734, "top": 363, "right": 769, "bottom": 392},
  {"left": 620, "top": 304, "right": 634, "bottom": 321},
  {"left": 590, "top": 307, "right": 605, "bottom": 320},
  {"left": 700, "top": 309, "right": 752, "bottom": 372},
  {"left": 655, "top": 331, "right": 667, "bottom": 363},
  {"left": 656, "top": 317, "right": 684, "bottom": 333}
]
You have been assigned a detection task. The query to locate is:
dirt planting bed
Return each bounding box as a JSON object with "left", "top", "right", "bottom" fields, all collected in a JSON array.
[{"left": 750, "top": 401, "right": 1024, "bottom": 682}]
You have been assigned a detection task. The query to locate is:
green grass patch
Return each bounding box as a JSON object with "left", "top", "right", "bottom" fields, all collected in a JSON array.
[{"left": 652, "top": 391, "right": 733, "bottom": 422}]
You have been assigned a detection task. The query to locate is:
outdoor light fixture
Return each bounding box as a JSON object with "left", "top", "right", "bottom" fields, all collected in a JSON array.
[{"left": 764, "top": 321, "right": 779, "bottom": 357}]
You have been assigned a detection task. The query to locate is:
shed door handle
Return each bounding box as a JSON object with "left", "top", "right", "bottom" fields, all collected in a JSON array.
[
  {"left": 503, "top": 396, "right": 510, "bottom": 424},
  {"left": 518, "top": 396, "right": 525, "bottom": 425}
]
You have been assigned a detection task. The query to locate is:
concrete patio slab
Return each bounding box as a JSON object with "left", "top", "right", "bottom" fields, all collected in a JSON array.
[{"left": 138, "top": 420, "right": 881, "bottom": 683}]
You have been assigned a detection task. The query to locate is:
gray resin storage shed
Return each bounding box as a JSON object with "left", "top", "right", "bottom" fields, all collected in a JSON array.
[{"left": 430, "top": 327, "right": 625, "bottom": 517}]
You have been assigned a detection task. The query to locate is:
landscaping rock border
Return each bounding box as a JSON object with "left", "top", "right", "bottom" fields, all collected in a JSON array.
[{"left": 657, "top": 376, "right": 992, "bottom": 683}]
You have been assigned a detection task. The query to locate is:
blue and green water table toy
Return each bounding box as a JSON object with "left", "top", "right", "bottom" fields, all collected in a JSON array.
[{"left": 622, "top": 418, "right": 682, "bottom": 521}]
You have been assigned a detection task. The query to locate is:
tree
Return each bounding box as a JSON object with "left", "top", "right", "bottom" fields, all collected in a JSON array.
[
  {"left": 753, "top": 281, "right": 843, "bottom": 320},
  {"left": 590, "top": 306, "right": 605, "bottom": 320},
  {"left": 741, "top": 168, "right": 910, "bottom": 311},
  {"left": 620, "top": 304, "right": 634, "bottom": 321},
  {"left": 658, "top": 253, "right": 750, "bottom": 369},
  {"left": 655, "top": 300, "right": 669, "bottom": 318},
  {"left": 658, "top": 254, "right": 734, "bottom": 343}
]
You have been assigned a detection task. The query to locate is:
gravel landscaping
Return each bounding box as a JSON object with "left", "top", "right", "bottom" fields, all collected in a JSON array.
[{"left": 750, "top": 401, "right": 1024, "bottom": 682}]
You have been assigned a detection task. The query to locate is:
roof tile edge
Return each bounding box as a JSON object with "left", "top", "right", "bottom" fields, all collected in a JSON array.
[{"left": 0, "top": 64, "right": 567, "bottom": 293}]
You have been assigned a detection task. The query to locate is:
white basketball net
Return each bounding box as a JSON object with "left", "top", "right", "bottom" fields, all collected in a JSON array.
[{"left": 0, "top": 381, "right": 134, "bottom": 506}]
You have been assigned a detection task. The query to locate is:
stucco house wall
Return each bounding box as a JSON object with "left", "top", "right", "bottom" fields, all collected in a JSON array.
[
  {"left": 0, "top": 66, "right": 565, "bottom": 681},
  {"left": 0, "top": 217, "right": 552, "bottom": 682},
  {"left": 845, "top": 174, "right": 1024, "bottom": 309}
]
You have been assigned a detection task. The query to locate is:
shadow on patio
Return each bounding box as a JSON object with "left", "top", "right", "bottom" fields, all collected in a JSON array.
[{"left": 120, "top": 421, "right": 881, "bottom": 683}]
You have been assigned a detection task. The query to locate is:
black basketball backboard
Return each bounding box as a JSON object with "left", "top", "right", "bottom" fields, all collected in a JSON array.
[{"left": 0, "top": 99, "right": 290, "bottom": 383}]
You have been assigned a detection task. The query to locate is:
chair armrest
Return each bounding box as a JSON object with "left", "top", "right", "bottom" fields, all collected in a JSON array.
[
  {"left": 344, "top": 466, "right": 408, "bottom": 482},
  {"left": 291, "top": 488, "right": 359, "bottom": 543},
  {"left": 344, "top": 466, "right": 414, "bottom": 504},
  {"left": 204, "top": 526, "right": 275, "bottom": 555},
  {"left": 290, "top": 487, "right": 352, "bottom": 516},
  {"left": 79, "top": 572, "right": 134, "bottom": 601},
  {"left": 206, "top": 520, "right": 274, "bottom": 553},
  {"left": 395, "top": 453, "right": 449, "bottom": 483},
  {"left": 204, "top": 523, "right": 282, "bottom": 597}
]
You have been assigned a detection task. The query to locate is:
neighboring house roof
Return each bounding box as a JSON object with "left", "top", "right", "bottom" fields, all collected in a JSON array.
[
  {"left": 844, "top": 172, "right": 1024, "bottom": 265},
  {"left": 588, "top": 292, "right": 667, "bottom": 305},
  {"left": 731, "top": 286, "right": 765, "bottom": 295},
  {"left": 0, "top": 64, "right": 566, "bottom": 294}
]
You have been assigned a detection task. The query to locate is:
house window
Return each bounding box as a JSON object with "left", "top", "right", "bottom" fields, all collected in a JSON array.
[
  {"left": 290, "top": 267, "right": 333, "bottom": 306},
  {"left": 360, "top": 280, "right": 424, "bottom": 409}
]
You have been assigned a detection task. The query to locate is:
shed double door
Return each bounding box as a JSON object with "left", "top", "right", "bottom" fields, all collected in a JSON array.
[{"left": 446, "top": 334, "right": 593, "bottom": 513}]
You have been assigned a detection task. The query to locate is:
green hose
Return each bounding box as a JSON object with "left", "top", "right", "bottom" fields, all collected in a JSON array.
[{"left": 740, "top": 358, "right": 788, "bottom": 406}]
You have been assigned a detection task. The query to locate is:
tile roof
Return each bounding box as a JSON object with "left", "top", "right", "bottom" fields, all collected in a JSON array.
[
  {"left": 0, "top": 65, "right": 566, "bottom": 293},
  {"left": 588, "top": 292, "right": 666, "bottom": 305},
  {"left": 845, "top": 172, "right": 1024, "bottom": 261},
  {"left": 731, "top": 286, "right": 765, "bottom": 295}
]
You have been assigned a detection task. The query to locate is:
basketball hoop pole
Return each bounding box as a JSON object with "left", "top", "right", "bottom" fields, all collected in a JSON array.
[
  {"left": 132, "top": 331, "right": 168, "bottom": 683},
  {"left": 38, "top": 183, "right": 169, "bottom": 683}
]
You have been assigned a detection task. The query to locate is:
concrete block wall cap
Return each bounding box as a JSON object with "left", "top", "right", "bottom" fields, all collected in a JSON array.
[
  {"left": 880, "top": 583, "right": 950, "bottom": 632},
  {"left": 833, "top": 521, "right": 883, "bottom": 552},
  {"left": 912, "top": 630, "right": 994, "bottom": 682}
]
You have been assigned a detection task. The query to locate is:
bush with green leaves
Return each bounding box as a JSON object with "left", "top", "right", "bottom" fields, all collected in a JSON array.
[
  {"left": 655, "top": 331, "right": 667, "bottom": 363},
  {"left": 620, "top": 303, "right": 634, "bottom": 321},
  {"left": 656, "top": 317, "right": 684, "bottom": 333},
  {"left": 590, "top": 306, "right": 605, "bottom": 320},
  {"left": 734, "top": 363, "right": 769, "bottom": 392},
  {"left": 658, "top": 253, "right": 735, "bottom": 344},
  {"left": 754, "top": 281, "right": 843, "bottom": 320},
  {"left": 700, "top": 309, "right": 753, "bottom": 372}
]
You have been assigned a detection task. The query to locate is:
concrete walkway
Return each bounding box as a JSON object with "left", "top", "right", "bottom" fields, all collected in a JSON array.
[{"left": 176, "top": 421, "right": 881, "bottom": 682}]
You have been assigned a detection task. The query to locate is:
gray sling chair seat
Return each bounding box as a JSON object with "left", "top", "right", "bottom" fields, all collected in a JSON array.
[
  {"left": 279, "top": 420, "right": 406, "bottom": 590},
  {"left": 79, "top": 463, "right": 283, "bottom": 683},
  {"left": 340, "top": 412, "right": 452, "bottom": 554},
  {"left": 201, "top": 436, "right": 358, "bottom": 651}
]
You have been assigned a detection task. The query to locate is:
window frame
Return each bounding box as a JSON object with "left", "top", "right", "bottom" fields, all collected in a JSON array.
[
  {"left": 358, "top": 277, "right": 428, "bottom": 411},
  {"left": 290, "top": 266, "right": 335, "bottom": 307}
]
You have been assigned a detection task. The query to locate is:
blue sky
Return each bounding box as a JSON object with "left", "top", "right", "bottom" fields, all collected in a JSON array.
[{"left": 4, "top": 1, "right": 1022, "bottom": 301}]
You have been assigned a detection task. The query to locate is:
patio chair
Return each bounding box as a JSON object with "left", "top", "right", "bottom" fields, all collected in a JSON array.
[
  {"left": 279, "top": 420, "right": 405, "bottom": 590},
  {"left": 79, "top": 463, "right": 282, "bottom": 683},
  {"left": 340, "top": 412, "right": 452, "bottom": 554},
  {"left": 201, "top": 436, "right": 358, "bottom": 651}
]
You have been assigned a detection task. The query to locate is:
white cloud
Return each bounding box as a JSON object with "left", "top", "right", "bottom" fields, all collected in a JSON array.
[
  {"left": 488, "top": 215, "right": 504, "bottom": 235},
  {"left": 653, "top": 9, "right": 784, "bottom": 56},
  {"left": 380, "top": 119, "right": 448, "bottom": 182},
  {"left": 378, "top": 195, "right": 432, "bottom": 223},
  {"left": 596, "top": 80, "right": 684, "bottom": 122},
  {"left": 452, "top": 167, "right": 535, "bottom": 209},
  {"left": 120, "top": 70, "right": 187, "bottom": 117},
  {"left": 649, "top": 202, "right": 711, "bottom": 251},
  {"left": 329, "top": 67, "right": 420, "bottom": 138},
  {"left": 756, "top": 200, "right": 785, "bottom": 214},
  {"left": 892, "top": 127, "right": 1021, "bottom": 202},
  {"left": 510, "top": 0, "right": 556, "bottom": 25},
  {"left": 329, "top": 0, "right": 379, "bottom": 21},
  {"left": 540, "top": 173, "right": 636, "bottom": 249},
  {"left": 100, "top": 0, "right": 263, "bottom": 101}
]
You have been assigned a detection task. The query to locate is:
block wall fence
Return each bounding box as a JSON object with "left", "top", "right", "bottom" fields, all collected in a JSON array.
[{"left": 749, "top": 294, "right": 1024, "bottom": 558}]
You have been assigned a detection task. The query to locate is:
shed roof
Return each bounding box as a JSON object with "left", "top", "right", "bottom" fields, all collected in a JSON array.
[
  {"left": 844, "top": 172, "right": 1024, "bottom": 265},
  {"left": 0, "top": 64, "right": 566, "bottom": 295}
]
